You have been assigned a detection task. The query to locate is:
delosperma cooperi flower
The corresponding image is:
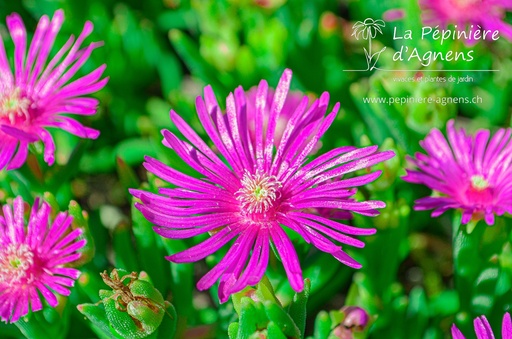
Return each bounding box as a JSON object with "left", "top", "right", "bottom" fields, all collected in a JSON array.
[
  {"left": 0, "top": 10, "right": 107, "bottom": 170},
  {"left": 419, "top": 0, "right": 512, "bottom": 42},
  {"left": 130, "top": 69, "right": 395, "bottom": 302},
  {"left": 0, "top": 196, "right": 86, "bottom": 323},
  {"left": 403, "top": 120, "right": 512, "bottom": 225}
]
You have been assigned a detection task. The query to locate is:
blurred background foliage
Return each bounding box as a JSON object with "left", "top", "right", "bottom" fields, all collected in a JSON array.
[{"left": 0, "top": 0, "right": 511, "bottom": 338}]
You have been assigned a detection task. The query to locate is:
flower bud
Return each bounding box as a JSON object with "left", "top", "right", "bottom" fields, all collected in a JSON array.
[
  {"left": 79, "top": 269, "right": 175, "bottom": 339},
  {"left": 341, "top": 306, "right": 369, "bottom": 330},
  {"left": 332, "top": 306, "right": 370, "bottom": 338}
]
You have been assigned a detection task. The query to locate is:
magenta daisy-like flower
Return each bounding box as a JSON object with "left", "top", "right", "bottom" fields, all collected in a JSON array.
[
  {"left": 0, "top": 10, "right": 107, "bottom": 170},
  {"left": 0, "top": 196, "right": 86, "bottom": 323},
  {"left": 419, "top": 0, "right": 512, "bottom": 41},
  {"left": 130, "top": 69, "right": 395, "bottom": 302},
  {"left": 403, "top": 120, "right": 512, "bottom": 225},
  {"left": 451, "top": 312, "right": 512, "bottom": 339}
]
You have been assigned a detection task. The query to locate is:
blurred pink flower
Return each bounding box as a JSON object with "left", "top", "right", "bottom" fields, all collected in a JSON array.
[
  {"left": 451, "top": 312, "right": 512, "bottom": 339},
  {"left": 403, "top": 120, "right": 512, "bottom": 225},
  {"left": 0, "top": 10, "right": 108, "bottom": 170},
  {"left": 419, "top": 0, "right": 512, "bottom": 41},
  {"left": 0, "top": 196, "right": 86, "bottom": 323},
  {"left": 131, "top": 69, "right": 395, "bottom": 302},
  {"left": 383, "top": 9, "right": 405, "bottom": 22}
]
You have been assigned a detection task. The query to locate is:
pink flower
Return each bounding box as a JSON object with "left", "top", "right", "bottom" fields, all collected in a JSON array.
[
  {"left": 383, "top": 9, "right": 405, "bottom": 22},
  {"left": 0, "top": 10, "right": 108, "bottom": 170},
  {"left": 403, "top": 120, "right": 512, "bottom": 225},
  {"left": 0, "top": 196, "right": 86, "bottom": 323},
  {"left": 451, "top": 312, "right": 512, "bottom": 339},
  {"left": 130, "top": 69, "right": 395, "bottom": 302},
  {"left": 419, "top": 0, "right": 512, "bottom": 41}
]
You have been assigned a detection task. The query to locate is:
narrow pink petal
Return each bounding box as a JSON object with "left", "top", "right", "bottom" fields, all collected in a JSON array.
[
  {"left": 6, "top": 141, "right": 29, "bottom": 170},
  {"left": 50, "top": 116, "right": 100, "bottom": 139},
  {"left": 271, "top": 95, "right": 310, "bottom": 172},
  {"left": 264, "top": 69, "right": 292, "bottom": 171},
  {"left": 474, "top": 315, "right": 495, "bottom": 339},
  {"left": 37, "top": 129, "right": 55, "bottom": 165},
  {"left": 503, "top": 313, "right": 512, "bottom": 339},
  {"left": 225, "top": 92, "right": 252, "bottom": 173},
  {"left": 0, "top": 32, "right": 14, "bottom": 84},
  {"left": 28, "top": 9, "right": 64, "bottom": 88},
  {"left": 0, "top": 139, "right": 17, "bottom": 170},
  {"left": 229, "top": 228, "right": 270, "bottom": 293},
  {"left": 269, "top": 224, "right": 304, "bottom": 292},
  {"left": 254, "top": 80, "right": 268, "bottom": 170},
  {"left": 451, "top": 324, "right": 466, "bottom": 339},
  {"left": 0, "top": 125, "right": 38, "bottom": 142},
  {"left": 6, "top": 13, "right": 27, "bottom": 86},
  {"left": 36, "top": 283, "right": 58, "bottom": 307},
  {"left": 24, "top": 14, "right": 50, "bottom": 83}
]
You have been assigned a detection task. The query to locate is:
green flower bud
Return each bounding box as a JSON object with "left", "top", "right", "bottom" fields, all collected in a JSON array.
[
  {"left": 100, "top": 269, "right": 170, "bottom": 339},
  {"left": 78, "top": 269, "right": 174, "bottom": 339}
]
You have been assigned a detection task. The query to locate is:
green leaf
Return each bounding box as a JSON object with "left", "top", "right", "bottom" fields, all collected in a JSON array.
[
  {"left": 77, "top": 303, "right": 120, "bottom": 339},
  {"left": 156, "top": 303, "right": 177, "bottom": 339},
  {"left": 429, "top": 290, "right": 459, "bottom": 317},
  {"left": 14, "top": 314, "right": 53, "bottom": 339},
  {"left": 68, "top": 200, "right": 95, "bottom": 266},
  {"left": 168, "top": 29, "right": 228, "bottom": 93},
  {"left": 228, "top": 322, "right": 240, "bottom": 339},
  {"left": 158, "top": 53, "right": 183, "bottom": 98},
  {"left": 313, "top": 311, "right": 332, "bottom": 339},
  {"left": 257, "top": 275, "right": 281, "bottom": 307},
  {"left": 116, "top": 157, "right": 140, "bottom": 201},
  {"left": 471, "top": 266, "right": 500, "bottom": 315},
  {"left": 161, "top": 237, "right": 194, "bottom": 333},
  {"left": 267, "top": 321, "right": 288, "bottom": 339},
  {"left": 131, "top": 198, "right": 168, "bottom": 293},
  {"left": 113, "top": 222, "right": 139, "bottom": 271},
  {"left": 114, "top": 138, "right": 157, "bottom": 167},
  {"left": 405, "top": 287, "right": 428, "bottom": 339},
  {"left": 288, "top": 279, "right": 311, "bottom": 338},
  {"left": 264, "top": 301, "right": 301, "bottom": 339},
  {"left": 237, "top": 298, "right": 262, "bottom": 338},
  {"left": 452, "top": 212, "right": 487, "bottom": 314}
]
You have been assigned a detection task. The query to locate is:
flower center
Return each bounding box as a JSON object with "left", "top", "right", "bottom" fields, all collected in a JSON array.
[
  {"left": 235, "top": 170, "right": 282, "bottom": 214},
  {"left": 0, "top": 88, "right": 31, "bottom": 125},
  {"left": 470, "top": 175, "right": 489, "bottom": 191},
  {"left": 463, "top": 174, "right": 493, "bottom": 207},
  {"left": 0, "top": 243, "right": 34, "bottom": 284}
]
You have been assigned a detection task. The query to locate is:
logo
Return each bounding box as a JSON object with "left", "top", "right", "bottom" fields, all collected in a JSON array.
[
  {"left": 345, "top": 18, "right": 500, "bottom": 73},
  {"left": 350, "top": 18, "right": 387, "bottom": 71}
]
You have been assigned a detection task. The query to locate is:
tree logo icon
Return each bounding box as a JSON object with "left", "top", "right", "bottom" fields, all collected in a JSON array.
[{"left": 351, "top": 18, "right": 387, "bottom": 71}]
